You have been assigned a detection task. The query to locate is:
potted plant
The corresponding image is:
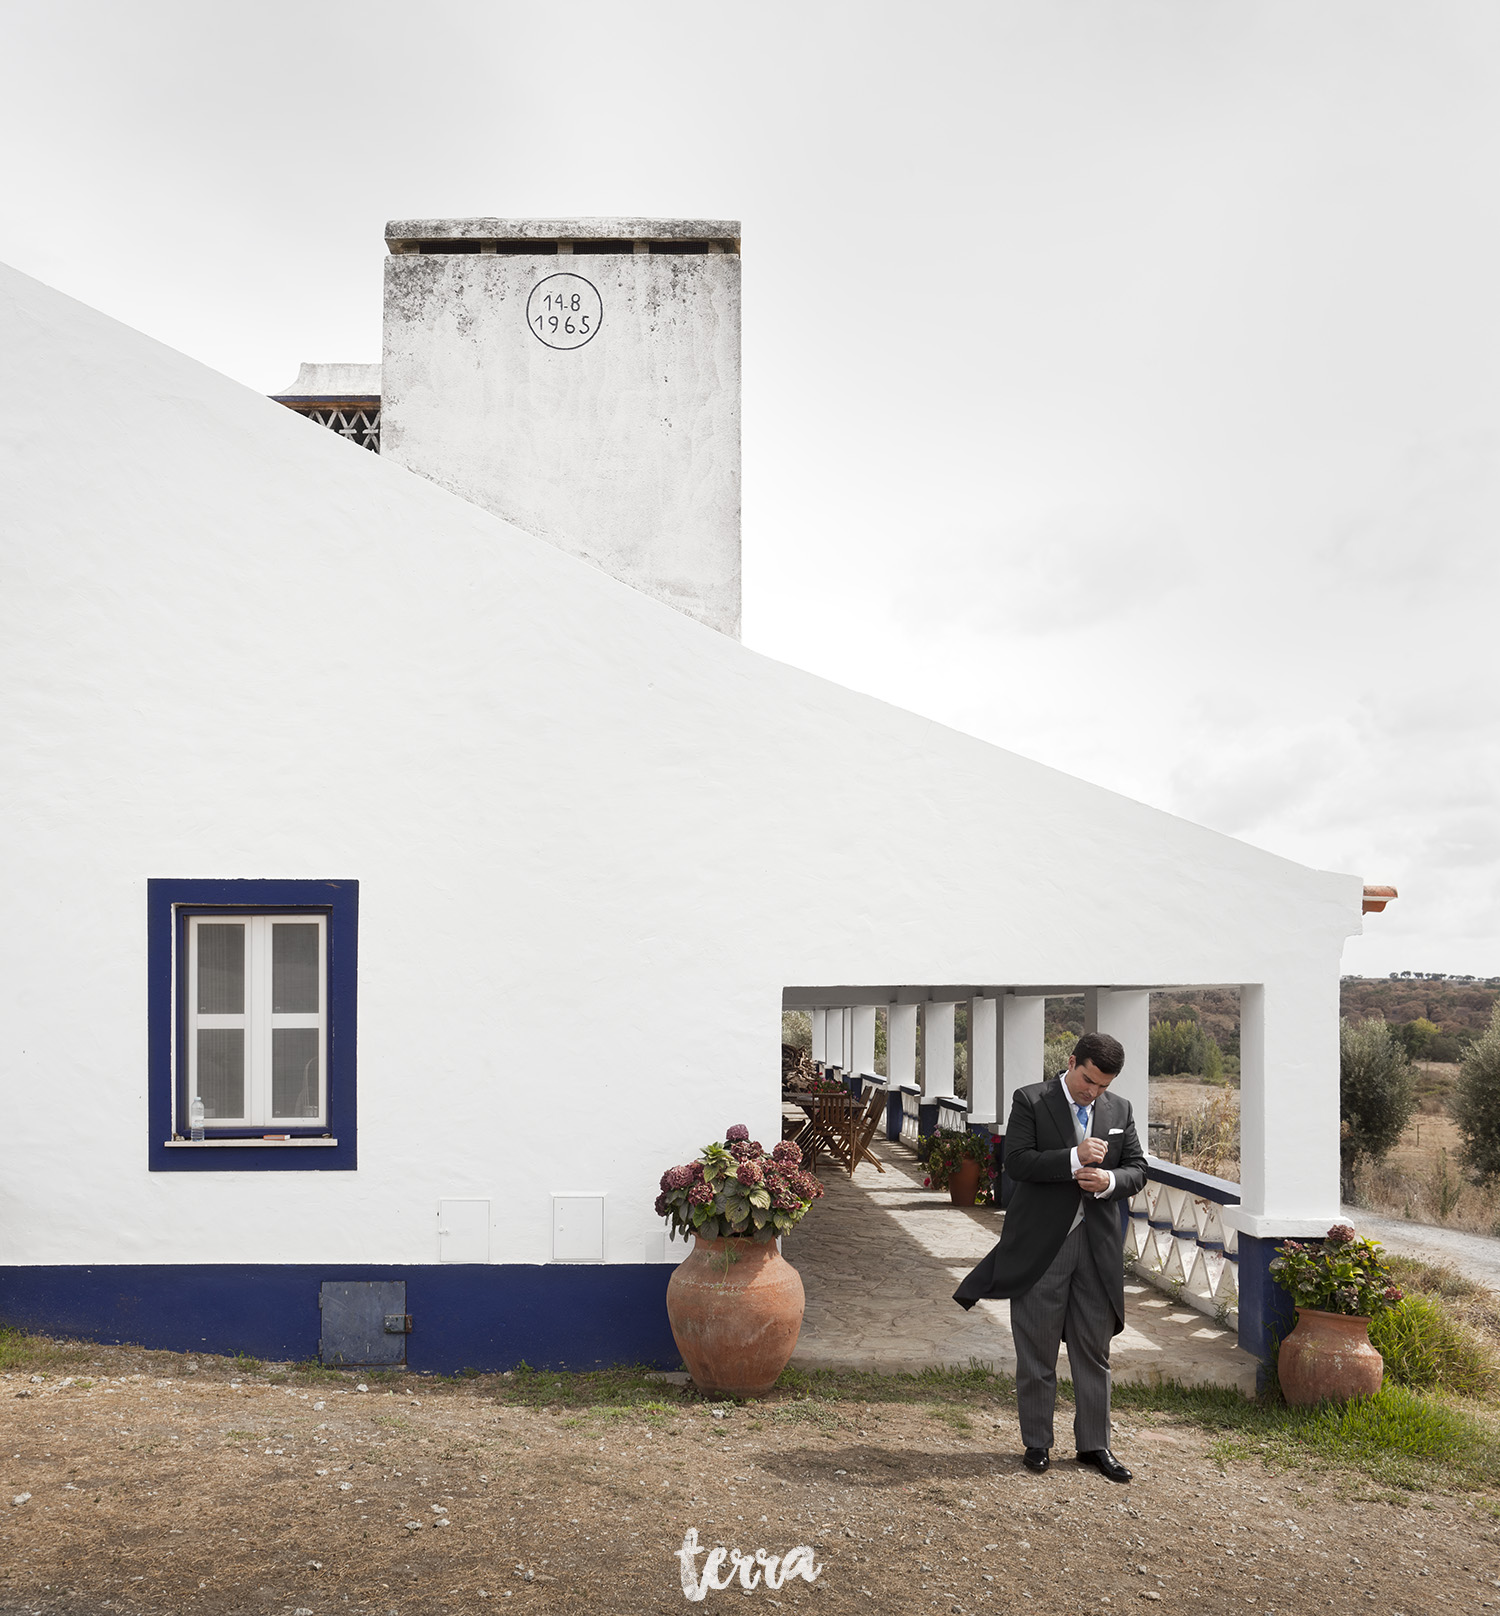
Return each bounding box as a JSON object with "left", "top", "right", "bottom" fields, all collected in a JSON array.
[
  {"left": 1268, "top": 1223, "right": 1404, "bottom": 1405},
  {"left": 657, "top": 1126, "right": 825, "bottom": 1398},
  {"left": 920, "top": 1128, "right": 994, "bottom": 1207}
]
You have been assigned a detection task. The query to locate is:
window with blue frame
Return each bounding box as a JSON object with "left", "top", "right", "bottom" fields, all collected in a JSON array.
[{"left": 148, "top": 879, "right": 358, "bottom": 1172}]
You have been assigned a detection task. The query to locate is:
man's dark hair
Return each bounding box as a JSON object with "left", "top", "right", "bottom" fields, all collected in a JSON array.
[{"left": 1071, "top": 1032, "right": 1125, "bottom": 1076}]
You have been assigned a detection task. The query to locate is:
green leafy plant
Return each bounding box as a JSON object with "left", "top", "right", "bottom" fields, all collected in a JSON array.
[
  {"left": 656, "top": 1125, "right": 824, "bottom": 1243},
  {"left": 1269, "top": 1223, "right": 1404, "bottom": 1319},
  {"left": 917, "top": 1128, "right": 994, "bottom": 1200}
]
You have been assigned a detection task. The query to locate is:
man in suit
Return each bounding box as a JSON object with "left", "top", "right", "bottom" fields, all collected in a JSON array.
[{"left": 953, "top": 1032, "right": 1147, "bottom": 1483}]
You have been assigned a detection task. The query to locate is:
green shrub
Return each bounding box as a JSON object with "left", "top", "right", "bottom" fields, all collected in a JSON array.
[
  {"left": 1149, "top": 1018, "right": 1223, "bottom": 1079},
  {"left": 1340, "top": 1018, "right": 1416, "bottom": 1194},
  {"left": 1369, "top": 1293, "right": 1498, "bottom": 1398},
  {"left": 1452, "top": 1003, "right": 1500, "bottom": 1182}
]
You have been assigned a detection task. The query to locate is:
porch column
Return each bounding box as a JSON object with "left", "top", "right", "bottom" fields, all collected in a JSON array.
[
  {"left": 811, "top": 1007, "right": 827, "bottom": 1064},
  {"left": 1233, "top": 975, "right": 1344, "bottom": 1366},
  {"left": 997, "top": 993, "right": 1045, "bottom": 1122},
  {"left": 1085, "top": 987, "right": 1150, "bottom": 1126},
  {"left": 838, "top": 1006, "right": 853, "bottom": 1073},
  {"left": 921, "top": 1001, "right": 956, "bottom": 1098},
  {"left": 967, "top": 995, "right": 998, "bottom": 1125},
  {"left": 886, "top": 1002, "right": 918, "bottom": 1140},
  {"left": 851, "top": 1005, "right": 877, "bottom": 1079}
]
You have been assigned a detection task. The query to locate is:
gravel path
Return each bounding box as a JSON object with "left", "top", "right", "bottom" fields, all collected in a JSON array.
[{"left": 1343, "top": 1205, "right": 1500, "bottom": 1292}]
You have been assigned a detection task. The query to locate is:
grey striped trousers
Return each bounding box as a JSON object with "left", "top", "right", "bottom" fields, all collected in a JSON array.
[{"left": 1010, "top": 1221, "right": 1114, "bottom": 1452}]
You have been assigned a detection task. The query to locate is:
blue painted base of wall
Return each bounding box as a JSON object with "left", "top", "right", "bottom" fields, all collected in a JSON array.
[
  {"left": 885, "top": 1092, "right": 903, "bottom": 1142},
  {"left": 0, "top": 1264, "right": 680, "bottom": 1375},
  {"left": 1237, "top": 1234, "right": 1296, "bottom": 1383}
]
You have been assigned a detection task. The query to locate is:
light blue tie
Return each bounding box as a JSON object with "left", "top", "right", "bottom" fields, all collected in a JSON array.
[{"left": 1075, "top": 1103, "right": 1090, "bottom": 1136}]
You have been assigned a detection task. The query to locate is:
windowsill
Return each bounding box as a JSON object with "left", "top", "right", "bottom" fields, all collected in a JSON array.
[{"left": 163, "top": 1137, "right": 339, "bottom": 1148}]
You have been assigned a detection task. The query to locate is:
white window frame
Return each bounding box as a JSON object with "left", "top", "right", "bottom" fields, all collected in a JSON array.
[{"left": 185, "top": 913, "right": 327, "bottom": 1130}]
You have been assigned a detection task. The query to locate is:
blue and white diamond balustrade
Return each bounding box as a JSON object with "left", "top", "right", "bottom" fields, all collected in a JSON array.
[{"left": 1125, "top": 1160, "right": 1240, "bottom": 1327}]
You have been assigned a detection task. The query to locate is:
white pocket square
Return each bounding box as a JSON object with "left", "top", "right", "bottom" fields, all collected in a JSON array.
[{"left": 1108, "top": 1127, "right": 1124, "bottom": 1135}]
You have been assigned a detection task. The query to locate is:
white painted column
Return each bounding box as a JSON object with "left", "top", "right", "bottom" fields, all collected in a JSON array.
[
  {"left": 888, "top": 1003, "right": 918, "bottom": 1088},
  {"left": 1237, "top": 976, "right": 1341, "bottom": 1231},
  {"left": 997, "top": 993, "right": 1046, "bottom": 1126},
  {"left": 967, "top": 995, "right": 998, "bottom": 1124},
  {"left": 921, "top": 1001, "right": 956, "bottom": 1098},
  {"left": 810, "top": 1007, "right": 827, "bottom": 1065},
  {"left": 851, "top": 1005, "right": 877, "bottom": 1080},
  {"left": 1085, "top": 987, "right": 1150, "bottom": 1128}
]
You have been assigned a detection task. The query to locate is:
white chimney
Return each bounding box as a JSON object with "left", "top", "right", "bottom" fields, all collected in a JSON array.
[{"left": 380, "top": 218, "right": 741, "bottom": 637}]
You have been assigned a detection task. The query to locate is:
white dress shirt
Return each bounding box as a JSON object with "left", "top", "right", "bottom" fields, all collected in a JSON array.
[{"left": 1062, "top": 1070, "right": 1116, "bottom": 1200}]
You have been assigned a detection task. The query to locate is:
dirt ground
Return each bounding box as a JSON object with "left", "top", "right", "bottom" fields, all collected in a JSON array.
[{"left": 4, "top": 1345, "right": 1500, "bottom": 1616}]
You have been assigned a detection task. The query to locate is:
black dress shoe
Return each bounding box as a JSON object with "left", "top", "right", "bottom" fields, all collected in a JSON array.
[
  {"left": 1076, "top": 1448, "right": 1132, "bottom": 1484},
  {"left": 1022, "top": 1447, "right": 1050, "bottom": 1474}
]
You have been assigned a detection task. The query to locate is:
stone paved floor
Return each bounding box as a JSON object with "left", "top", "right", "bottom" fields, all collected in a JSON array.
[{"left": 783, "top": 1137, "right": 1259, "bottom": 1393}]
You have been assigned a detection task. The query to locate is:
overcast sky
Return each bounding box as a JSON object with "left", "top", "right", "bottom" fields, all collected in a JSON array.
[{"left": 3, "top": 1, "right": 1497, "bottom": 977}]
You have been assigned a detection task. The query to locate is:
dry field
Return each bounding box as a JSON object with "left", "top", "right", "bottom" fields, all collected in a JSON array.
[
  {"left": 1353, "top": 1065, "right": 1500, "bottom": 1237},
  {"left": 3, "top": 1340, "right": 1500, "bottom": 1616}
]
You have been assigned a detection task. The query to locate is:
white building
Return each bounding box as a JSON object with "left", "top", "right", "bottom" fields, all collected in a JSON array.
[{"left": 0, "top": 221, "right": 1380, "bottom": 1373}]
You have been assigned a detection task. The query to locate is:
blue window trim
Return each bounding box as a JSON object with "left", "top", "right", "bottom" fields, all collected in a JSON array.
[{"left": 148, "top": 879, "right": 358, "bottom": 1172}]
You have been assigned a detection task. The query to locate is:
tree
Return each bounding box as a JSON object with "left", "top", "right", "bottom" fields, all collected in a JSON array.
[
  {"left": 1149, "top": 1018, "right": 1223, "bottom": 1078},
  {"left": 1451, "top": 1003, "right": 1500, "bottom": 1182},
  {"left": 1339, "top": 1017, "right": 1416, "bottom": 1196},
  {"left": 1393, "top": 1016, "right": 1439, "bottom": 1060}
]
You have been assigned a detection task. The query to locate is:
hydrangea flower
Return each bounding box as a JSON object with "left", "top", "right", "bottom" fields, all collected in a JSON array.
[
  {"left": 725, "top": 1124, "right": 750, "bottom": 1142},
  {"left": 736, "top": 1160, "right": 764, "bottom": 1187}
]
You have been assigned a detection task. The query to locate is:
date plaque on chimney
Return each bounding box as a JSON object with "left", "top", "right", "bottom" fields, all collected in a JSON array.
[{"left": 527, "top": 274, "right": 602, "bottom": 350}]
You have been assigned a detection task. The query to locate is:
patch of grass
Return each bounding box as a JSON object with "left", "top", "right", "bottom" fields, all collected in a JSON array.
[
  {"left": 0, "top": 1328, "right": 96, "bottom": 1374},
  {"left": 773, "top": 1360, "right": 1012, "bottom": 1404},
  {"left": 230, "top": 1351, "right": 265, "bottom": 1377},
  {"left": 769, "top": 1399, "right": 849, "bottom": 1431},
  {"left": 1112, "top": 1376, "right": 1500, "bottom": 1493},
  {"left": 287, "top": 1360, "right": 347, "bottom": 1384},
  {"left": 927, "top": 1404, "right": 974, "bottom": 1435},
  {"left": 1370, "top": 1294, "right": 1498, "bottom": 1398},
  {"left": 485, "top": 1363, "right": 700, "bottom": 1411},
  {"left": 222, "top": 1430, "right": 259, "bottom": 1443}
]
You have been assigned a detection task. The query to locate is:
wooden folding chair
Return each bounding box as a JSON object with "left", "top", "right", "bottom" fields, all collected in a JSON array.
[
  {"left": 848, "top": 1086, "right": 888, "bottom": 1174},
  {"left": 799, "top": 1091, "right": 855, "bottom": 1175}
]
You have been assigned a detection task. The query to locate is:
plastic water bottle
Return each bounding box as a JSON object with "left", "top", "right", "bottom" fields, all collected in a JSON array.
[{"left": 190, "top": 1095, "right": 205, "bottom": 1142}]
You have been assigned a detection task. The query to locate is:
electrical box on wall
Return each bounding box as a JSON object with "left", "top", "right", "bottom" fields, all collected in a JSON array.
[
  {"left": 551, "top": 1192, "right": 606, "bottom": 1263},
  {"left": 437, "top": 1198, "right": 490, "bottom": 1263}
]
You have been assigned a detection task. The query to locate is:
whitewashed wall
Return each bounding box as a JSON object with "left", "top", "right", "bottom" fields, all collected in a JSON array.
[{"left": 0, "top": 263, "right": 1362, "bottom": 1273}]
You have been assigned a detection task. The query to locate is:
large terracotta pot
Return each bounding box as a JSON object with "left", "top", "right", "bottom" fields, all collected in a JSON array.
[
  {"left": 947, "top": 1158, "right": 982, "bottom": 1206},
  {"left": 666, "top": 1236, "right": 805, "bottom": 1399},
  {"left": 1278, "top": 1308, "right": 1384, "bottom": 1406}
]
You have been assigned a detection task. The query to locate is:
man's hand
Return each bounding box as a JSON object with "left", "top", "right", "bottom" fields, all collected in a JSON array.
[
  {"left": 1077, "top": 1135, "right": 1107, "bottom": 1166},
  {"left": 1074, "top": 1166, "right": 1111, "bottom": 1194}
]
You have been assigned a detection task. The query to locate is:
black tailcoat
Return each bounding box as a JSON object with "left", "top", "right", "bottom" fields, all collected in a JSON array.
[{"left": 953, "top": 1076, "right": 1148, "bottom": 1334}]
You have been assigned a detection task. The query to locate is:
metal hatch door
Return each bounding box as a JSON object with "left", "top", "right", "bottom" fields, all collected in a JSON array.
[{"left": 319, "top": 1281, "right": 409, "bottom": 1367}]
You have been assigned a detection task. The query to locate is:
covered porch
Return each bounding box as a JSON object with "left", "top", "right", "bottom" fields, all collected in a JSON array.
[
  {"left": 783, "top": 1134, "right": 1257, "bottom": 1391},
  {"left": 785, "top": 979, "right": 1339, "bottom": 1372}
]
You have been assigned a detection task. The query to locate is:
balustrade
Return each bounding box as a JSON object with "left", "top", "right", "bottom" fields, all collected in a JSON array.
[{"left": 1125, "top": 1159, "right": 1240, "bottom": 1326}]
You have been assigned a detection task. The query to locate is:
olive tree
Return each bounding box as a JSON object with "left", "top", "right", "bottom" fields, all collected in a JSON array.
[
  {"left": 1340, "top": 1017, "right": 1416, "bottom": 1196},
  {"left": 1452, "top": 1004, "right": 1500, "bottom": 1182}
]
